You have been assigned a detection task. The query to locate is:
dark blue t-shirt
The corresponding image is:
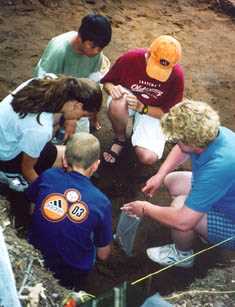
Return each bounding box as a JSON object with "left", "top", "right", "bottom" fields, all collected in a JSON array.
[
  {"left": 186, "top": 127, "right": 235, "bottom": 221},
  {"left": 26, "top": 168, "right": 112, "bottom": 272}
]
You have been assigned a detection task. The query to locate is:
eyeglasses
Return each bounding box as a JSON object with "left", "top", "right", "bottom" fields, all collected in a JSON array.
[{"left": 160, "top": 59, "right": 170, "bottom": 67}]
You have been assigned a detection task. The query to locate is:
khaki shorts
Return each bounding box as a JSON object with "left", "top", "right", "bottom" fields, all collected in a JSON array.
[{"left": 107, "top": 94, "right": 166, "bottom": 159}]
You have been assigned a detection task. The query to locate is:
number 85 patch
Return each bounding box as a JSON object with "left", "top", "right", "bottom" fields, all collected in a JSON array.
[{"left": 68, "top": 201, "right": 89, "bottom": 223}]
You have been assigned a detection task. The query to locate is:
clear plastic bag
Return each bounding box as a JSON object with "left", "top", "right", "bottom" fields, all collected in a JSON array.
[{"left": 115, "top": 212, "right": 141, "bottom": 256}]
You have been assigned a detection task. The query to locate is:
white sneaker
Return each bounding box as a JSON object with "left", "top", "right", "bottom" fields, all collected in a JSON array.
[
  {"left": 146, "top": 244, "right": 194, "bottom": 268},
  {"left": 0, "top": 171, "right": 28, "bottom": 192}
]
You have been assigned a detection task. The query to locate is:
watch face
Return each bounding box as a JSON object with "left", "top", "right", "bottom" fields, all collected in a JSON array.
[{"left": 143, "top": 105, "right": 148, "bottom": 114}]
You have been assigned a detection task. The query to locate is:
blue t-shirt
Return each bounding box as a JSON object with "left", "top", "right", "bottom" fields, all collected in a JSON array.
[
  {"left": 26, "top": 168, "right": 112, "bottom": 272},
  {"left": 186, "top": 127, "right": 235, "bottom": 221}
]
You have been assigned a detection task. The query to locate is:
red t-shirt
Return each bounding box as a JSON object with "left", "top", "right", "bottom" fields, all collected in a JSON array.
[{"left": 101, "top": 48, "right": 184, "bottom": 112}]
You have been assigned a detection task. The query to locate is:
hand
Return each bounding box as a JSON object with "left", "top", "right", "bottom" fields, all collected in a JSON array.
[
  {"left": 90, "top": 113, "right": 101, "bottom": 131},
  {"left": 142, "top": 174, "right": 163, "bottom": 197},
  {"left": 121, "top": 201, "right": 148, "bottom": 218},
  {"left": 126, "top": 94, "right": 143, "bottom": 112},
  {"left": 92, "top": 120, "right": 101, "bottom": 130},
  {"left": 110, "top": 85, "right": 127, "bottom": 99}
]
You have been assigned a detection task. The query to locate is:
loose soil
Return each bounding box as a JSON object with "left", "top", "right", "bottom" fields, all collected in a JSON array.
[{"left": 0, "top": 0, "right": 235, "bottom": 306}]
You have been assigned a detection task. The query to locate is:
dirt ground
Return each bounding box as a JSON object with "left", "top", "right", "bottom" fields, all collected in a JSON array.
[{"left": 0, "top": 0, "right": 235, "bottom": 306}]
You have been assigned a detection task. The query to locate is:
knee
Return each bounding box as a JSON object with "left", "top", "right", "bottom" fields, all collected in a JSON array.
[
  {"left": 135, "top": 148, "right": 158, "bottom": 165},
  {"left": 108, "top": 97, "right": 127, "bottom": 117},
  {"left": 164, "top": 171, "right": 192, "bottom": 197},
  {"left": 163, "top": 173, "right": 175, "bottom": 190}
]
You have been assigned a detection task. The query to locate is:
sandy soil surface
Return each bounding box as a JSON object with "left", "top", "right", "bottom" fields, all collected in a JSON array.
[{"left": 0, "top": 0, "right": 235, "bottom": 306}]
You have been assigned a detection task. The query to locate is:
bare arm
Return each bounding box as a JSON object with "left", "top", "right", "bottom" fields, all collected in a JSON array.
[
  {"left": 121, "top": 200, "right": 203, "bottom": 232},
  {"left": 151, "top": 144, "right": 189, "bottom": 180},
  {"left": 126, "top": 94, "right": 164, "bottom": 119},
  {"left": 97, "top": 244, "right": 111, "bottom": 261},
  {"left": 124, "top": 93, "right": 164, "bottom": 119},
  {"left": 103, "top": 82, "right": 126, "bottom": 99},
  {"left": 142, "top": 145, "right": 189, "bottom": 197},
  {"left": 104, "top": 82, "right": 164, "bottom": 119},
  {"left": 21, "top": 153, "right": 39, "bottom": 183},
  {"left": 103, "top": 82, "right": 114, "bottom": 95},
  {"left": 142, "top": 105, "right": 164, "bottom": 119}
]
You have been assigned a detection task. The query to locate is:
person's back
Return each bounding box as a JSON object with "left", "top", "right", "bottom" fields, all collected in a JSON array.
[
  {"left": 0, "top": 79, "right": 53, "bottom": 162},
  {"left": 26, "top": 133, "right": 112, "bottom": 289},
  {"left": 189, "top": 126, "right": 235, "bottom": 221}
]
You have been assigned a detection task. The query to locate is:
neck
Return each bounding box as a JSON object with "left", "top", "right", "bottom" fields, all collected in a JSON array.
[
  {"left": 194, "top": 147, "right": 205, "bottom": 154},
  {"left": 69, "top": 165, "right": 92, "bottom": 177},
  {"left": 70, "top": 35, "right": 83, "bottom": 54}
]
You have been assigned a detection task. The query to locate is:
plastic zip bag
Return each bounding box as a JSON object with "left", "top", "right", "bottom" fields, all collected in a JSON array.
[{"left": 115, "top": 211, "right": 141, "bottom": 256}]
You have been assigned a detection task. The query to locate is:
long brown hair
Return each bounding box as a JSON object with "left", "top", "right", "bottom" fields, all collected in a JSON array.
[{"left": 11, "top": 75, "right": 102, "bottom": 123}]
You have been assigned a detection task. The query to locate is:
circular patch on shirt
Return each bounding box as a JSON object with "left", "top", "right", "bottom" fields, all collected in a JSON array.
[
  {"left": 68, "top": 201, "right": 89, "bottom": 223},
  {"left": 64, "top": 189, "right": 81, "bottom": 203},
  {"left": 41, "top": 193, "right": 68, "bottom": 222}
]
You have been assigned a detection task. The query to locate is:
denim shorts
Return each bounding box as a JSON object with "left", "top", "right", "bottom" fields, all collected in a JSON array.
[{"left": 208, "top": 209, "right": 235, "bottom": 250}]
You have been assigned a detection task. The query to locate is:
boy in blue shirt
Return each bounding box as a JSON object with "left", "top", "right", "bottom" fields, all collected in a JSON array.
[{"left": 26, "top": 133, "right": 112, "bottom": 289}]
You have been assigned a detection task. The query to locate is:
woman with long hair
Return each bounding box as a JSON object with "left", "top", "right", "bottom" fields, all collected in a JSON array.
[{"left": 0, "top": 75, "right": 102, "bottom": 191}]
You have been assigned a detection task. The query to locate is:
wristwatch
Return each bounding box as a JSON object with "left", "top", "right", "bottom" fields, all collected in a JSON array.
[{"left": 140, "top": 104, "right": 148, "bottom": 115}]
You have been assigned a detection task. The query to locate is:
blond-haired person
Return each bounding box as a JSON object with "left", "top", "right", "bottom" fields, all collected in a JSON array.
[
  {"left": 26, "top": 133, "right": 112, "bottom": 289},
  {"left": 122, "top": 100, "right": 235, "bottom": 267}
]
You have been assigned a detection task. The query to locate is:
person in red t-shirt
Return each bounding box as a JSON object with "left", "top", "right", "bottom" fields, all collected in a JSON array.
[{"left": 100, "top": 35, "right": 184, "bottom": 165}]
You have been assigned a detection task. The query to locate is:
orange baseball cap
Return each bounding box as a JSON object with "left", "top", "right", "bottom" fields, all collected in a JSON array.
[{"left": 146, "top": 35, "right": 182, "bottom": 82}]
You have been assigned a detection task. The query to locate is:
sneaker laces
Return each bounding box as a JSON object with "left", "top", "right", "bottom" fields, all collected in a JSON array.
[
  {"left": 159, "top": 244, "right": 178, "bottom": 260},
  {"left": 160, "top": 244, "right": 191, "bottom": 262}
]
